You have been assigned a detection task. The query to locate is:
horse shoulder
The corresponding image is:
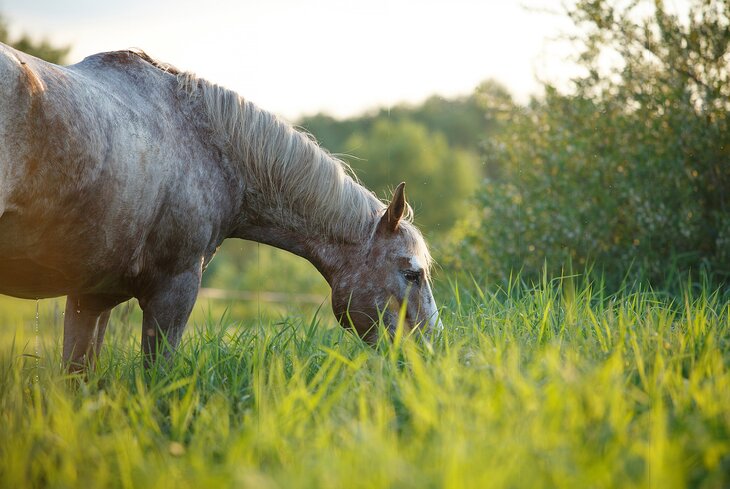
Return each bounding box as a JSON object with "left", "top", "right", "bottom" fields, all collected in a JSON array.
[
  {"left": 0, "top": 43, "right": 50, "bottom": 217},
  {"left": 0, "top": 43, "right": 46, "bottom": 98}
]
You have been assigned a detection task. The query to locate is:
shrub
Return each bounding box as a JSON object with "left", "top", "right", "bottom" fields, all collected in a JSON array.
[{"left": 450, "top": 0, "right": 730, "bottom": 286}]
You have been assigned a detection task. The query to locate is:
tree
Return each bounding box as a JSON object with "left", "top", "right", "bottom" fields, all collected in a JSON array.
[
  {"left": 0, "top": 15, "right": 69, "bottom": 64},
  {"left": 299, "top": 79, "right": 511, "bottom": 157},
  {"left": 452, "top": 0, "right": 730, "bottom": 286},
  {"left": 343, "top": 119, "right": 480, "bottom": 236},
  {"left": 297, "top": 81, "right": 513, "bottom": 239}
]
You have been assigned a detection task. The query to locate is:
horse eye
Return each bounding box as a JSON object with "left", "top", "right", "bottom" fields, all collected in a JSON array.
[{"left": 401, "top": 270, "right": 421, "bottom": 286}]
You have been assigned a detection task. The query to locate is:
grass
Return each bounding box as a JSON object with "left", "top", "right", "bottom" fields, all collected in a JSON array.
[{"left": 0, "top": 276, "right": 729, "bottom": 488}]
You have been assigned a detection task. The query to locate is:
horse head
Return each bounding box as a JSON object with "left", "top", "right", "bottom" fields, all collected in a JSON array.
[{"left": 330, "top": 183, "right": 441, "bottom": 342}]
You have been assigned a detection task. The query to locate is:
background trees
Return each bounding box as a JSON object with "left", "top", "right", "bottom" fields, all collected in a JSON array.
[
  {"left": 210, "top": 0, "right": 729, "bottom": 292},
  {"left": 299, "top": 86, "right": 508, "bottom": 236},
  {"left": 0, "top": 15, "right": 69, "bottom": 64},
  {"left": 3, "top": 0, "right": 727, "bottom": 291},
  {"left": 449, "top": 0, "right": 730, "bottom": 286},
  {"left": 339, "top": 119, "right": 479, "bottom": 234}
]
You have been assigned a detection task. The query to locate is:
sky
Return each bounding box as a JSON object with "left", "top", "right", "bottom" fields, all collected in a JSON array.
[{"left": 0, "top": 0, "right": 581, "bottom": 120}]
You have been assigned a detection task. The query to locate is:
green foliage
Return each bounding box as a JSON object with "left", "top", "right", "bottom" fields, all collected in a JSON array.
[
  {"left": 297, "top": 83, "right": 513, "bottom": 236},
  {"left": 452, "top": 0, "right": 730, "bottom": 286},
  {"left": 300, "top": 83, "right": 508, "bottom": 154},
  {"left": 342, "top": 119, "right": 480, "bottom": 234},
  {"left": 1, "top": 278, "right": 729, "bottom": 487},
  {"left": 0, "top": 16, "right": 69, "bottom": 64}
]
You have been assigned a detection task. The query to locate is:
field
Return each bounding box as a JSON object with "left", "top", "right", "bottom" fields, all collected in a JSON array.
[{"left": 1, "top": 277, "right": 729, "bottom": 488}]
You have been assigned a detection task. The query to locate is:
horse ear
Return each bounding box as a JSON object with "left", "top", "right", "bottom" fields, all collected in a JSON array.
[{"left": 378, "top": 182, "right": 407, "bottom": 234}]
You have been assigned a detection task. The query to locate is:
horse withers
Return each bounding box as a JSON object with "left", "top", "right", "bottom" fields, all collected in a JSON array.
[{"left": 0, "top": 43, "right": 441, "bottom": 372}]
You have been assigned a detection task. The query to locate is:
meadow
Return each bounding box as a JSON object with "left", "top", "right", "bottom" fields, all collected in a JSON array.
[
  {"left": 1, "top": 276, "right": 728, "bottom": 488},
  {"left": 2, "top": 1, "right": 729, "bottom": 488}
]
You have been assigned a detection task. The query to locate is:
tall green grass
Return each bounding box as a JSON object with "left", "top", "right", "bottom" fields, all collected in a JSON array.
[{"left": 1, "top": 277, "right": 728, "bottom": 488}]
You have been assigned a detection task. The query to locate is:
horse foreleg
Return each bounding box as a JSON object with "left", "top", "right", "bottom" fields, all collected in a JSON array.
[
  {"left": 92, "top": 309, "right": 112, "bottom": 359},
  {"left": 139, "top": 269, "right": 200, "bottom": 369},
  {"left": 63, "top": 295, "right": 122, "bottom": 373}
]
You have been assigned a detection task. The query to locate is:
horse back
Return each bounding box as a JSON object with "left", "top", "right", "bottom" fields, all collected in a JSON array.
[
  {"left": 0, "top": 43, "right": 226, "bottom": 299},
  {"left": 0, "top": 44, "right": 173, "bottom": 209}
]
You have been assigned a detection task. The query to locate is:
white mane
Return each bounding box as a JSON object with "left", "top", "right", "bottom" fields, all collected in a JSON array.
[{"left": 177, "top": 72, "right": 394, "bottom": 242}]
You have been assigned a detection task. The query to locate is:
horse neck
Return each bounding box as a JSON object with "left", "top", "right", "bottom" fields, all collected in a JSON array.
[
  {"left": 235, "top": 222, "right": 362, "bottom": 286},
  {"left": 220, "top": 123, "right": 380, "bottom": 281},
  {"left": 229, "top": 171, "right": 373, "bottom": 283},
  {"left": 188, "top": 81, "right": 380, "bottom": 280}
]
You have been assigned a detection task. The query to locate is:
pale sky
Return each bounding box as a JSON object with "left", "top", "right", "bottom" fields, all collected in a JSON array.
[{"left": 1, "top": 0, "right": 581, "bottom": 120}]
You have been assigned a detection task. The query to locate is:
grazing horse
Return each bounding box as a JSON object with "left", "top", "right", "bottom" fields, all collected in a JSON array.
[{"left": 0, "top": 43, "right": 440, "bottom": 371}]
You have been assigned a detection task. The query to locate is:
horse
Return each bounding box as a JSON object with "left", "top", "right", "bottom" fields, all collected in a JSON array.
[{"left": 0, "top": 43, "right": 441, "bottom": 372}]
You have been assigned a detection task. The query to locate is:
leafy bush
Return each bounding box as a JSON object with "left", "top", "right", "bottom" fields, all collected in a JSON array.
[{"left": 451, "top": 0, "right": 730, "bottom": 286}]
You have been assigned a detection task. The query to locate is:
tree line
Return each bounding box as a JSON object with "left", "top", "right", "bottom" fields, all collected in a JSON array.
[
  {"left": 0, "top": 16, "right": 69, "bottom": 64},
  {"left": 6, "top": 0, "right": 729, "bottom": 291}
]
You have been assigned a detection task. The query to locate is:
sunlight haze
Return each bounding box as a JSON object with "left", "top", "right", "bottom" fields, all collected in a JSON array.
[{"left": 0, "top": 0, "right": 578, "bottom": 119}]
